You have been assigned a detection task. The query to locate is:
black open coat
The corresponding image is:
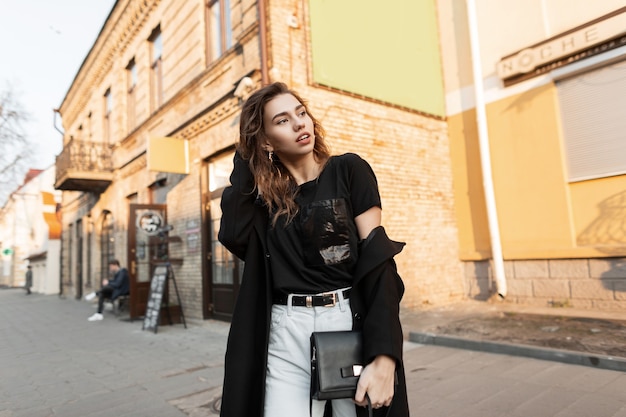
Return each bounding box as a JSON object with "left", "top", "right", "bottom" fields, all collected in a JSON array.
[{"left": 218, "top": 153, "right": 409, "bottom": 417}]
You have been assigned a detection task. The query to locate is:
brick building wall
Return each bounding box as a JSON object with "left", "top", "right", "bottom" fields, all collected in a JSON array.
[
  {"left": 57, "top": 0, "right": 263, "bottom": 319},
  {"left": 57, "top": 0, "right": 626, "bottom": 317},
  {"left": 265, "top": 0, "right": 466, "bottom": 308},
  {"left": 164, "top": 167, "right": 204, "bottom": 318},
  {"left": 57, "top": 0, "right": 468, "bottom": 320}
]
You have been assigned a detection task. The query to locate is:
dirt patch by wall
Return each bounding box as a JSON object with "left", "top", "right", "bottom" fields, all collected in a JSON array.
[{"left": 431, "top": 312, "right": 626, "bottom": 358}]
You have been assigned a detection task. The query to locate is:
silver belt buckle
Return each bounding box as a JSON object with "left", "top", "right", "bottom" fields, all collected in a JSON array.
[{"left": 305, "top": 296, "right": 313, "bottom": 308}]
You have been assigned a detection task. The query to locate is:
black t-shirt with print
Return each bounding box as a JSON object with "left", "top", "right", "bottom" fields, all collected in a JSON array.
[{"left": 267, "top": 153, "right": 381, "bottom": 294}]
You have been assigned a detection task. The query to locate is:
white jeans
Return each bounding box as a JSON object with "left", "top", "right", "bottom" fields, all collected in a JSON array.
[{"left": 264, "top": 289, "right": 357, "bottom": 417}]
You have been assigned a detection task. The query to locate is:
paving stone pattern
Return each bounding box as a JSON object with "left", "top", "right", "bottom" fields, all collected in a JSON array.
[
  {"left": 0, "top": 290, "right": 227, "bottom": 417},
  {"left": 1, "top": 289, "right": 625, "bottom": 417}
]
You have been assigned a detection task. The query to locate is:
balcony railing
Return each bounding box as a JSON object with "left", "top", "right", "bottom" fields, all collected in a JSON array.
[{"left": 55, "top": 139, "right": 114, "bottom": 192}]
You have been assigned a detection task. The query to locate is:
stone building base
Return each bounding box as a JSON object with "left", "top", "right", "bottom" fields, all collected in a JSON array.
[{"left": 465, "top": 258, "right": 626, "bottom": 310}]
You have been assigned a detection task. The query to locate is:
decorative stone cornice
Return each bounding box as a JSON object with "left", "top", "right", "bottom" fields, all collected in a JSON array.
[
  {"left": 118, "top": 152, "right": 147, "bottom": 180},
  {"left": 175, "top": 96, "right": 241, "bottom": 141}
]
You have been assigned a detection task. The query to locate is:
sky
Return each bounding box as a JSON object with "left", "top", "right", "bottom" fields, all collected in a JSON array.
[{"left": 0, "top": 0, "right": 116, "bottom": 172}]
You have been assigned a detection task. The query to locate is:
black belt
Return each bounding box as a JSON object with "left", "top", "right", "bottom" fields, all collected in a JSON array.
[{"left": 273, "top": 289, "right": 351, "bottom": 307}]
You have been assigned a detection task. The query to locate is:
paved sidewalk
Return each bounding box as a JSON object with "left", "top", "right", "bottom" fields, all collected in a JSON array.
[
  {"left": 1, "top": 289, "right": 625, "bottom": 417},
  {"left": 0, "top": 289, "right": 227, "bottom": 417}
]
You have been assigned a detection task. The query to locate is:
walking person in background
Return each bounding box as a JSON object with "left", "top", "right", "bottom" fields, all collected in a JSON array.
[
  {"left": 218, "top": 82, "right": 408, "bottom": 417},
  {"left": 87, "top": 259, "right": 129, "bottom": 321},
  {"left": 24, "top": 265, "right": 32, "bottom": 295}
]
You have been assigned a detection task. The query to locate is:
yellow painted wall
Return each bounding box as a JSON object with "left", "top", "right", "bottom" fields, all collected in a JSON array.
[
  {"left": 571, "top": 175, "right": 626, "bottom": 256},
  {"left": 450, "top": 82, "right": 626, "bottom": 259},
  {"left": 489, "top": 83, "right": 575, "bottom": 258},
  {"left": 308, "top": 0, "right": 445, "bottom": 116},
  {"left": 448, "top": 109, "right": 490, "bottom": 260}
]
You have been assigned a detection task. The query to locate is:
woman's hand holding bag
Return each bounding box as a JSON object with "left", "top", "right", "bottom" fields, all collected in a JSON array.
[{"left": 354, "top": 354, "right": 396, "bottom": 410}]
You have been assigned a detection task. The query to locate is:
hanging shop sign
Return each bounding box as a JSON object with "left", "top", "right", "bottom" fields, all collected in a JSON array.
[
  {"left": 498, "top": 7, "right": 626, "bottom": 85},
  {"left": 137, "top": 211, "right": 165, "bottom": 236}
]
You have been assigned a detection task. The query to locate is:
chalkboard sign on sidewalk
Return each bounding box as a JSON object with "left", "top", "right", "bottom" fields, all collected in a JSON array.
[
  {"left": 143, "top": 265, "right": 168, "bottom": 333},
  {"left": 142, "top": 263, "right": 187, "bottom": 334}
]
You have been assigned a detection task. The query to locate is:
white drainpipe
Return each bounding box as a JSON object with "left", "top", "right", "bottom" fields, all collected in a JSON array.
[{"left": 465, "top": 0, "right": 507, "bottom": 298}]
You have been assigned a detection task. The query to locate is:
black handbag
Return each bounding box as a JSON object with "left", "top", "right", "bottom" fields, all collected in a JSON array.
[
  {"left": 310, "top": 330, "right": 373, "bottom": 416},
  {"left": 310, "top": 330, "right": 363, "bottom": 400}
]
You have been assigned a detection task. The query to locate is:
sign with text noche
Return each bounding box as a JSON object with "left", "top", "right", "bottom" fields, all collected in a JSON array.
[
  {"left": 498, "top": 7, "right": 626, "bottom": 85},
  {"left": 147, "top": 137, "right": 189, "bottom": 174}
]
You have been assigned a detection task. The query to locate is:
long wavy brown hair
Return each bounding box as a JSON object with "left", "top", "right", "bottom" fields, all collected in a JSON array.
[{"left": 238, "top": 82, "right": 330, "bottom": 226}]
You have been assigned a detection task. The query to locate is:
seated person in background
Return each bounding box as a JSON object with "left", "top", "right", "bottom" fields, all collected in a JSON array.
[{"left": 87, "top": 259, "right": 130, "bottom": 321}]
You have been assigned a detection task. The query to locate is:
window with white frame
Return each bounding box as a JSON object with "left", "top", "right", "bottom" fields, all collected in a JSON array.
[
  {"left": 103, "top": 88, "right": 112, "bottom": 143},
  {"left": 126, "top": 58, "right": 137, "bottom": 132},
  {"left": 206, "top": 0, "right": 232, "bottom": 64},
  {"left": 149, "top": 26, "right": 163, "bottom": 111}
]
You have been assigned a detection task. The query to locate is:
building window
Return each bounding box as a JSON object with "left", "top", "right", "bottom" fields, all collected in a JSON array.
[
  {"left": 205, "top": 0, "right": 232, "bottom": 64},
  {"left": 100, "top": 211, "right": 115, "bottom": 285},
  {"left": 557, "top": 59, "right": 626, "bottom": 182},
  {"left": 149, "top": 26, "right": 163, "bottom": 111},
  {"left": 149, "top": 178, "right": 167, "bottom": 204},
  {"left": 103, "top": 88, "right": 112, "bottom": 143},
  {"left": 126, "top": 58, "right": 137, "bottom": 132},
  {"left": 87, "top": 111, "right": 92, "bottom": 140}
]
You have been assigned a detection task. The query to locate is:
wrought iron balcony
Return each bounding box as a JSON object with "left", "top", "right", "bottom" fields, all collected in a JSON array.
[{"left": 55, "top": 139, "right": 114, "bottom": 192}]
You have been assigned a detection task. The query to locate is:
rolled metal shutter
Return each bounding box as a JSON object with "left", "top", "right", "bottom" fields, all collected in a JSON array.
[{"left": 556, "top": 59, "right": 626, "bottom": 182}]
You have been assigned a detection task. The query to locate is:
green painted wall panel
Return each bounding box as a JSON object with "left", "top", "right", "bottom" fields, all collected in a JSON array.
[{"left": 309, "top": 0, "right": 445, "bottom": 117}]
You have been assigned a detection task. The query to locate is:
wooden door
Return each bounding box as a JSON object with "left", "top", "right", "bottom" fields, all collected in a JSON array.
[
  {"left": 128, "top": 204, "right": 167, "bottom": 320},
  {"left": 204, "top": 151, "right": 242, "bottom": 321}
]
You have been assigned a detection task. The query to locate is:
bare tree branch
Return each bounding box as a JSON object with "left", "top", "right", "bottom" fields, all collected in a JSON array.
[{"left": 0, "top": 84, "right": 33, "bottom": 205}]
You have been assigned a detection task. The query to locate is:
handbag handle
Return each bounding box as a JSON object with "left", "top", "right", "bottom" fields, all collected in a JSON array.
[
  {"left": 365, "top": 394, "right": 373, "bottom": 417},
  {"left": 366, "top": 394, "right": 394, "bottom": 417}
]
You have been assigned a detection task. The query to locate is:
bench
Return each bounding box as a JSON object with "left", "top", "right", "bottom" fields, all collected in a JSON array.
[{"left": 106, "top": 295, "right": 130, "bottom": 316}]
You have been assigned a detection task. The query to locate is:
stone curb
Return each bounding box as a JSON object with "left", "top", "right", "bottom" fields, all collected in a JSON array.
[{"left": 409, "top": 331, "right": 626, "bottom": 373}]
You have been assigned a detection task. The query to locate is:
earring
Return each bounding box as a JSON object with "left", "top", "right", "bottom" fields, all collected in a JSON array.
[{"left": 268, "top": 151, "right": 273, "bottom": 162}]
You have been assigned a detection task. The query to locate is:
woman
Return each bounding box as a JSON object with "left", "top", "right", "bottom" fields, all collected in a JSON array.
[{"left": 218, "top": 82, "right": 408, "bottom": 417}]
